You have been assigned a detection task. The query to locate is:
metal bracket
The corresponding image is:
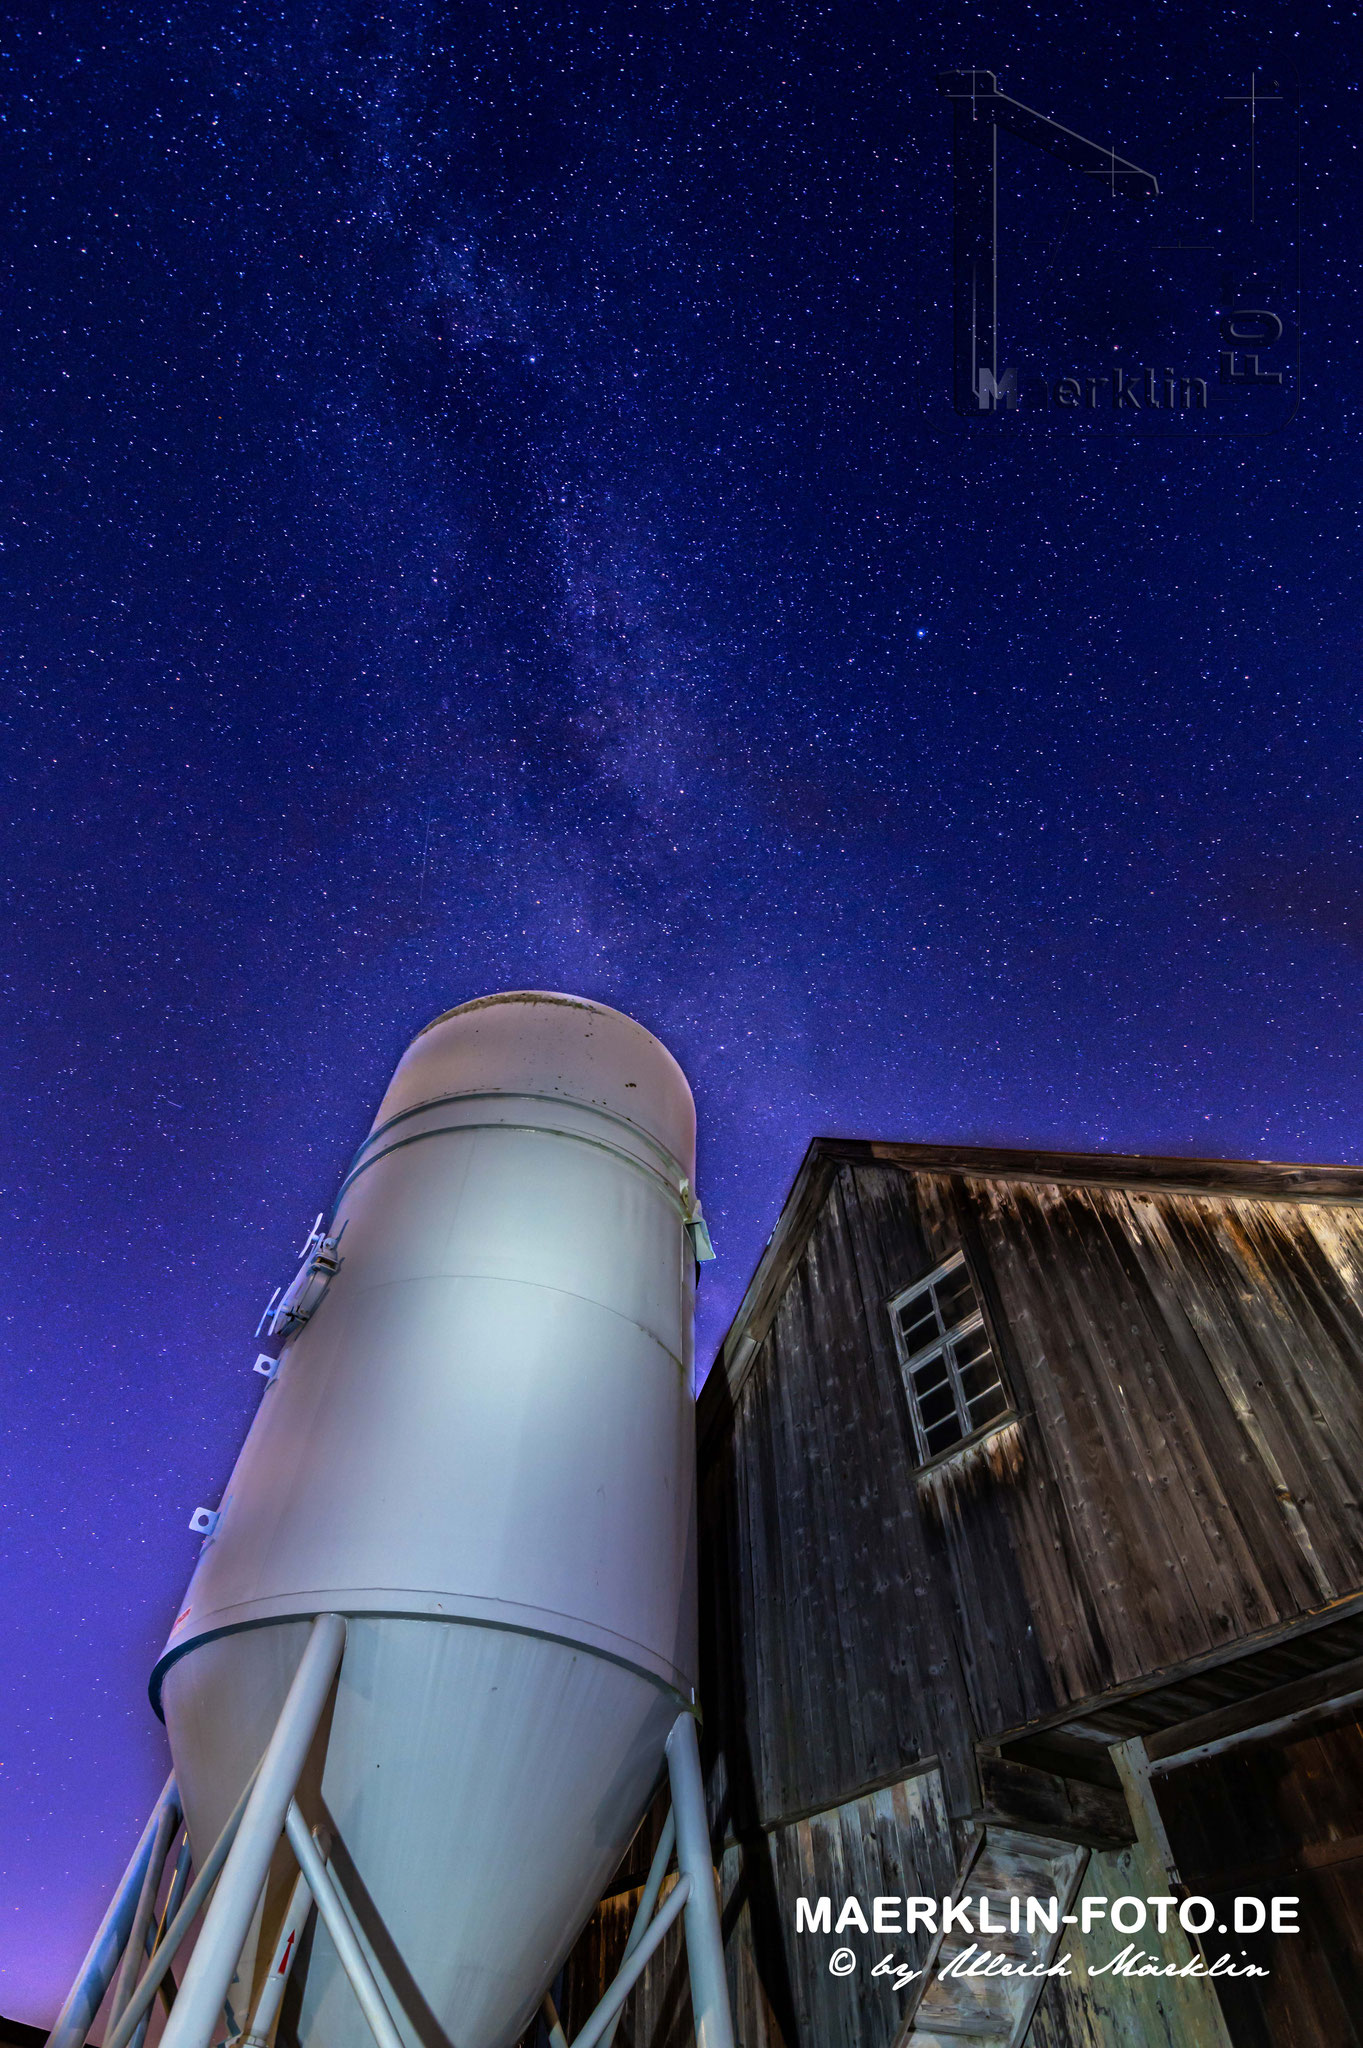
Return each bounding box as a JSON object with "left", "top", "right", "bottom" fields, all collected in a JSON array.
[
  {"left": 679, "top": 1182, "right": 716, "bottom": 1263},
  {"left": 188, "top": 1507, "right": 220, "bottom": 1537},
  {"left": 261, "top": 1216, "right": 348, "bottom": 1342},
  {"left": 686, "top": 1216, "right": 716, "bottom": 1263},
  {"left": 252, "top": 1354, "right": 279, "bottom": 1383},
  {"left": 254, "top": 1288, "right": 283, "bottom": 1340}
]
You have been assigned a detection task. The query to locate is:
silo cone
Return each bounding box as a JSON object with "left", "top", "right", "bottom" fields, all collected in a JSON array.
[{"left": 150, "top": 993, "right": 706, "bottom": 2048}]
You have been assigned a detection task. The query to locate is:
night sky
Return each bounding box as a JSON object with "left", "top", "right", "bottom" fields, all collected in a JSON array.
[{"left": 3, "top": 0, "right": 1361, "bottom": 2021}]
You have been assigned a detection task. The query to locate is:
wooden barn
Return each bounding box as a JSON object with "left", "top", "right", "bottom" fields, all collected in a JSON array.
[{"left": 551, "top": 1139, "right": 1363, "bottom": 2048}]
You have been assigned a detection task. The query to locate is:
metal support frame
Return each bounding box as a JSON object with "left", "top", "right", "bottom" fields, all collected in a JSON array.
[
  {"left": 46, "top": 1775, "right": 180, "bottom": 2048},
  {"left": 540, "top": 1711, "right": 735, "bottom": 2048},
  {"left": 151, "top": 1834, "right": 195, "bottom": 2005},
  {"left": 241, "top": 1860, "right": 314, "bottom": 2048},
  {"left": 666, "top": 1711, "right": 736, "bottom": 2048},
  {"left": 102, "top": 1767, "right": 262, "bottom": 2048},
  {"left": 567, "top": 1874, "right": 691, "bottom": 2048},
  {"left": 542, "top": 1873, "right": 692, "bottom": 2048},
  {"left": 159, "top": 1613, "right": 347, "bottom": 2048},
  {"left": 284, "top": 1802, "right": 406, "bottom": 2048},
  {"left": 50, "top": 1658, "right": 736, "bottom": 2048},
  {"left": 123, "top": 1831, "right": 194, "bottom": 2048},
  {"left": 109, "top": 1796, "right": 183, "bottom": 2029},
  {"left": 49, "top": 1609, "right": 399, "bottom": 2048},
  {"left": 596, "top": 1809, "right": 676, "bottom": 2048},
  {"left": 159, "top": 1832, "right": 194, "bottom": 1939}
]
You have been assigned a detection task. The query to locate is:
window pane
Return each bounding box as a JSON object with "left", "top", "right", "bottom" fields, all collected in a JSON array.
[
  {"left": 918, "top": 1383, "right": 958, "bottom": 1431},
  {"left": 966, "top": 1380, "right": 1009, "bottom": 1427},
  {"left": 934, "top": 1265, "right": 976, "bottom": 1329},
  {"left": 897, "top": 1297, "right": 939, "bottom": 1350},
  {"left": 894, "top": 1252, "right": 1010, "bottom": 1471},
  {"left": 957, "top": 1355, "right": 1002, "bottom": 1403},
  {"left": 952, "top": 1323, "right": 992, "bottom": 1370},
  {"left": 924, "top": 1411, "right": 966, "bottom": 1453}
]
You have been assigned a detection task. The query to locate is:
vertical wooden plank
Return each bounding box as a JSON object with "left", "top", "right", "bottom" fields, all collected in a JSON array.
[
  {"left": 1137, "top": 1196, "right": 1349, "bottom": 1605},
  {"left": 741, "top": 1351, "right": 792, "bottom": 1816},
  {"left": 835, "top": 1164, "right": 989, "bottom": 1814},
  {"left": 769, "top": 1272, "right": 847, "bottom": 1812},
  {"left": 1209, "top": 1199, "right": 1363, "bottom": 1584},
  {"left": 1089, "top": 1188, "right": 1304, "bottom": 1624},
  {"left": 1023, "top": 1185, "right": 1276, "bottom": 1634},
  {"left": 973, "top": 1181, "right": 1223, "bottom": 1684},
  {"left": 798, "top": 1184, "right": 897, "bottom": 1799}
]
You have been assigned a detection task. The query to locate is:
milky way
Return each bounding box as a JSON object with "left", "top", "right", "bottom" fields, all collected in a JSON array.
[{"left": 2, "top": 1, "right": 1359, "bottom": 2016}]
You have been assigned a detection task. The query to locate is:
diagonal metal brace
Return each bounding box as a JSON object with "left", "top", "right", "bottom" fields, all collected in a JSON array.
[{"left": 284, "top": 1803, "right": 405, "bottom": 2048}]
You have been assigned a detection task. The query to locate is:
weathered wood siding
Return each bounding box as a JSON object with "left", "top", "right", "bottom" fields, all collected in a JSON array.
[
  {"left": 911, "top": 1173, "right": 1363, "bottom": 1723},
  {"left": 759, "top": 1769, "right": 954, "bottom": 2048},
  {"left": 703, "top": 1161, "right": 1363, "bottom": 1835},
  {"left": 1025, "top": 1833, "right": 1235, "bottom": 2048},
  {"left": 698, "top": 1168, "right": 990, "bottom": 1840},
  {"left": 556, "top": 1148, "right": 1363, "bottom": 2046}
]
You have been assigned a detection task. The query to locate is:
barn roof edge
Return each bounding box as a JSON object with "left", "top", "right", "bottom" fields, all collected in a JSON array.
[{"left": 697, "top": 1137, "right": 1363, "bottom": 1445}]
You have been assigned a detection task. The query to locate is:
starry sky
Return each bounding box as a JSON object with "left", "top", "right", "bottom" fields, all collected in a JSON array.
[{"left": 2, "top": 0, "right": 1360, "bottom": 2021}]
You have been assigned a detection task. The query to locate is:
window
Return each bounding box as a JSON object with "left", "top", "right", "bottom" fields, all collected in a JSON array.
[{"left": 889, "top": 1252, "right": 1010, "bottom": 1466}]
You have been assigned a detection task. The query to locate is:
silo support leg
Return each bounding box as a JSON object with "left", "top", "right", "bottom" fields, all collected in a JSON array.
[
  {"left": 284, "top": 1802, "right": 405, "bottom": 2048},
  {"left": 666, "top": 1712, "right": 736, "bottom": 2048},
  {"left": 554, "top": 1873, "right": 692, "bottom": 2048},
  {"left": 595, "top": 1805, "right": 677, "bottom": 2048},
  {"left": 102, "top": 1766, "right": 261, "bottom": 2048},
  {"left": 157, "top": 1612, "right": 348, "bottom": 2048},
  {"left": 150, "top": 1835, "right": 196, "bottom": 2017},
  {"left": 45, "top": 1772, "right": 179, "bottom": 2048},
  {"left": 110, "top": 1795, "right": 183, "bottom": 2027},
  {"left": 127, "top": 1830, "right": 192, "bottom": 2048},
  {"left": 242, "top": 1861, "right": 314, "bottom": 2048}
]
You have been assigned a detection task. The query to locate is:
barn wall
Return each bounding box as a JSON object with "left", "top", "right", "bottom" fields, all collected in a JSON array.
[
  {"left": 1152, "top": 1712, "right": 1363, "bottom": 2045},
  {"left": 702, "top": 1161, "right": 1363, "bottom": 1818},
  {"left": 559, "top": 1153, "right": 1363, "bottom": 2046},
  {"left": 754, "top": 1767, "right": 955, "bottom": 2048},
  {"left": 922, "top": 1174, "right": 1363, "bottom": 1721},
  {"left": 696, "top": 1168, "right": 983, "bottom": 1836}
]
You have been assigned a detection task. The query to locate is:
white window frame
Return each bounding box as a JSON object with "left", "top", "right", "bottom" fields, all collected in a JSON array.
[{"left": 889, "top": 1250, "right": 1011, "bottom": 1468}]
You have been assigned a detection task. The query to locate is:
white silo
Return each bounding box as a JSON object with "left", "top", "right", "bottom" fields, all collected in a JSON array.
[{"left": 47, "top": 992, "right": 732, "bottom": 2048}]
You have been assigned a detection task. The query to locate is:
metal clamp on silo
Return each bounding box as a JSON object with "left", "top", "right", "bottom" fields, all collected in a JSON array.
[
  {"left": 256, "top": 1214, "right": 347, "bottom": 1341},
  {"left": 681, "top": 1182, "right": 715, "bottom": 1263}
]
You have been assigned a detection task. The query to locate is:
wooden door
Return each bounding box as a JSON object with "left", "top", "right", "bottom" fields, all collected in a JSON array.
[{"left": 1156, "top": 1712, "right": 1363, "bottom": 2046}]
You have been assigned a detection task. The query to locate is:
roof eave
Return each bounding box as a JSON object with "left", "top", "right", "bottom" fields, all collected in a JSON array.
[{"left": 697, "top": 1137, "right": 1363, "bottom": 1445}]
